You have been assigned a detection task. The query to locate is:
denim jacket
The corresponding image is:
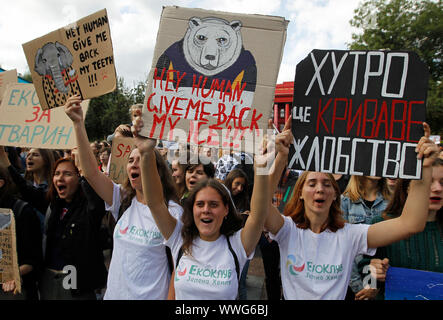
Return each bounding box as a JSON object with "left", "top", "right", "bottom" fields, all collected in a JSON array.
[
  {"left": 341, "top": 192, "right": 388, "bottom": 293},
  {"left": 341, "top": 192, "right": 388, "bottom": 224}
]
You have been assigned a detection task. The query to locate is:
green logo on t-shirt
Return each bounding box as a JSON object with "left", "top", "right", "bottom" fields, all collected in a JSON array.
[
  {"left": 176, "top": 264, "right": 233, "bottom": 287},
  {"left": 305, "top": 261, "right": 344, "bottom": 281}
]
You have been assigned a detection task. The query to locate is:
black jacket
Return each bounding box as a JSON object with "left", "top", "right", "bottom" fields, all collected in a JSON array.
[
  {"left": 0, "top": 197, "right": 43, "bottom": 299},
  {"left": 7, "top": 165, "right": 48, "bottom": 216},
  {"left": 45, "top": 177, "right": 107, "bottom": 292}
]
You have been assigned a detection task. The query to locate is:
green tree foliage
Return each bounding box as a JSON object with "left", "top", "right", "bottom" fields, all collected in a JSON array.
[
  {"left": 20, "top": 71, "right": 33, "bottom": 83},
  {"left": 349, "top": 0, "right": 443, "bottom": 134},
  {"left": 85, "top": 77, "right": 146, "bottom": 141}
]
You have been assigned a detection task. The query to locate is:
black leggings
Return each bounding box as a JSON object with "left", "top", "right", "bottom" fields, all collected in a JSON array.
[{"left": 259, "top": 234, "right": 282, "bottom": 300}]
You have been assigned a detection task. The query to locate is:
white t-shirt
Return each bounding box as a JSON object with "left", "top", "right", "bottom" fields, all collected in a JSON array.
[
  {"left": 269, "top": 216, "right": 376, "bottom": 300},
  {"left": 166, "top": 220, "right": 253, "bottom": 300},
  {"left": 104, "top": 182, "right": 183, "bottom": 300}
]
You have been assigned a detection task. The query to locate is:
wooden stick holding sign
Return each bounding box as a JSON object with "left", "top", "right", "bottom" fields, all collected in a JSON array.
[
  {"left": 289, "top": 50, "right": 429, "bottom": 179},
  {"left": 22, "top": 8, "right": 116, "bottom": 110},
  {"left": 0, "top": 209, "right": 21, "bottom": 294}
]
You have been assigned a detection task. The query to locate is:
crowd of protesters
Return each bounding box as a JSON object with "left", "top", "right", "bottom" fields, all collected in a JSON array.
[{"left": 0, "top": 96, "right": 441, "bottom": 300}]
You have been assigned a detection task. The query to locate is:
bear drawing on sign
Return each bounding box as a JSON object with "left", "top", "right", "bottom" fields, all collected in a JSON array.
[
  {"left": 154, "top": 17, "right": 256, "bottom": 120},
  {"left": 35, "top": 42, "right": 82, "bottom": 109}
]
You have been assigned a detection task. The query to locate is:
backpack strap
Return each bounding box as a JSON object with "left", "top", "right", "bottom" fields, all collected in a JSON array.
[
  {"left": 165, "top": 246, "right": 174, "bottom": 274},
  {"left": 117, "top": 201, "right": 128, "bottom": 221},
  {"left": 175, "top": 246, "right": 184, "bottom": 269},
  {"left": 12, "top": 199, "right": 27, "bottom": 221},
  {"left": 226, "top": 235, "right": 240, "bottom": 281}
]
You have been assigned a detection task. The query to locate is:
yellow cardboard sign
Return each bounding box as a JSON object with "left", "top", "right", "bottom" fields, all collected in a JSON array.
[
  {"left": 22, "top": 9, "right": 116, "bottom": 110},
  {"left": 0, "top": 83, "right": 89, "bottom": 149}
]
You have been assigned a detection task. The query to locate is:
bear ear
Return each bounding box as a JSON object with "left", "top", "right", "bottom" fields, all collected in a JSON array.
[
  {"left": 230, "top": 20, "right": 242, "bottom": 31},
  {"left": 189, "top": 17, "right": 201, "bottom": 29}
]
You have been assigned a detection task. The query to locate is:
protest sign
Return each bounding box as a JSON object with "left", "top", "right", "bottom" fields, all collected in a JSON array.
[
  {"left": 0, "top": 69, "right": 18, "bottom": 103},
  {"left": 141, "top": 6, "right": 288, "bottom": 154},
  {"left": 0, "top": 208, "right": 21, "bottom": 294},
  {"left": 290, "top": 50, "right": 429, "bottom": 179},
  {"left": 0, "top": 83, "right": 89, "bottom": 149},
  {"left": 22, "top": 8, "right": 116, "bottom": 110},
  {"left": 109, "top": 136, "right": 135, "bottom": 184},
  {"left": 385, "top": 267, "right": 443, "bottom": 300}
]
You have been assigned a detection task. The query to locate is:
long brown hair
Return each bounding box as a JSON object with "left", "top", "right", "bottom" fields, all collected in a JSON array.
[
  {"left": 224, "top": 168, "right": 250, "bottom": 212},
  {"left": 181, "top": 179, "right": 243, "bottom": 256},
  {"left": 120, "top": 148, "right": 179, "bottom": 211},
  {"left": 46, "top": 157, "right": 81, "bottom": 203},
  {"left": 24, "top": 148, "right": 56, "bottom": 187},
  {"left": 283, "top": 171, "right": 345, "bottom": 232}
]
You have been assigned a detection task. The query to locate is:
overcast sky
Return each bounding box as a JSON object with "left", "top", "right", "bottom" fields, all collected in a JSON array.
[{"left": 0, "top": 0, "right": 363, "bottom": 88}]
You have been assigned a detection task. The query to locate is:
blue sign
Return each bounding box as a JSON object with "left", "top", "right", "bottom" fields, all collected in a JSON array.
[{"left": 386, "top": 267, "right": 443, "bottom": 300}]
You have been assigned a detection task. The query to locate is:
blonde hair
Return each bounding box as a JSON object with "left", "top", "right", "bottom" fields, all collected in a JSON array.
[{"left": 343, "top": 176, "right": 391, "bottom": 202}]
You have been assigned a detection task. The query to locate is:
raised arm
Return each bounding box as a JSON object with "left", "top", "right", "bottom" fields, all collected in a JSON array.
[
  {"left": 264, "top": 118, "right": 293, "bottom": 235},
  {"left": 64, "top": 95, "right": 114, "bottom": 205},
  {"left": 268, "top": 117, "right": 292, "bottom": 195},
  {"left": 242, "top": 122, "right": 293, "bottom": 255},
  {"left": 367, "top": 123, "right": 438, "bottom": 248},
  {"left": 133, "top": 113, "right": 177, "bottom": 240}
]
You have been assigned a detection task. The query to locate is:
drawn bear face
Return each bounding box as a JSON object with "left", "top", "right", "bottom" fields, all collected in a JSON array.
[{"left": 183, "top": 17, "right": 243, "bottom": 76}]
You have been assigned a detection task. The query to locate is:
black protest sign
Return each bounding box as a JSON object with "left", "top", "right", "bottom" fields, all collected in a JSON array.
[{"left": 289, "top": 50, "right": 429, "bottom": 179}]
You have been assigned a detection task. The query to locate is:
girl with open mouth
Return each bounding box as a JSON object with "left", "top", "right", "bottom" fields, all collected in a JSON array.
[
  {"left": 39, "top": 157, "right": 108, "bottom": 300},
  {"left": 24, "top": 148, "right": 55, "bottom": 189},
  {"left": 360, "top": 158, "right": 443, "bottom": 300},
  {"left": 181, "top": 155, "right": 215, "bottom": 205},
  {"left": 261, "top": 118, "right": 439, "bottom": 300},
  {"left": 64, "top": 95, "right": 182, "bottom": 300},
  {"left": 0, "top": 147, "right": 57, "bottom": 218},
  {"left": 134, "top": 118, "right": 289, "bottom": 300},
  {"left": 0, "top": 144, "right": 108, "bottom": 299}
]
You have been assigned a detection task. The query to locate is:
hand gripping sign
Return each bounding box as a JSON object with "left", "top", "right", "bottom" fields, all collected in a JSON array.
[
  {"left": 289, "top": 50, "right": 429, "bottom": 179},
  {"left": 0, "top": 209, "right": 21, "bottom": 294}
]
